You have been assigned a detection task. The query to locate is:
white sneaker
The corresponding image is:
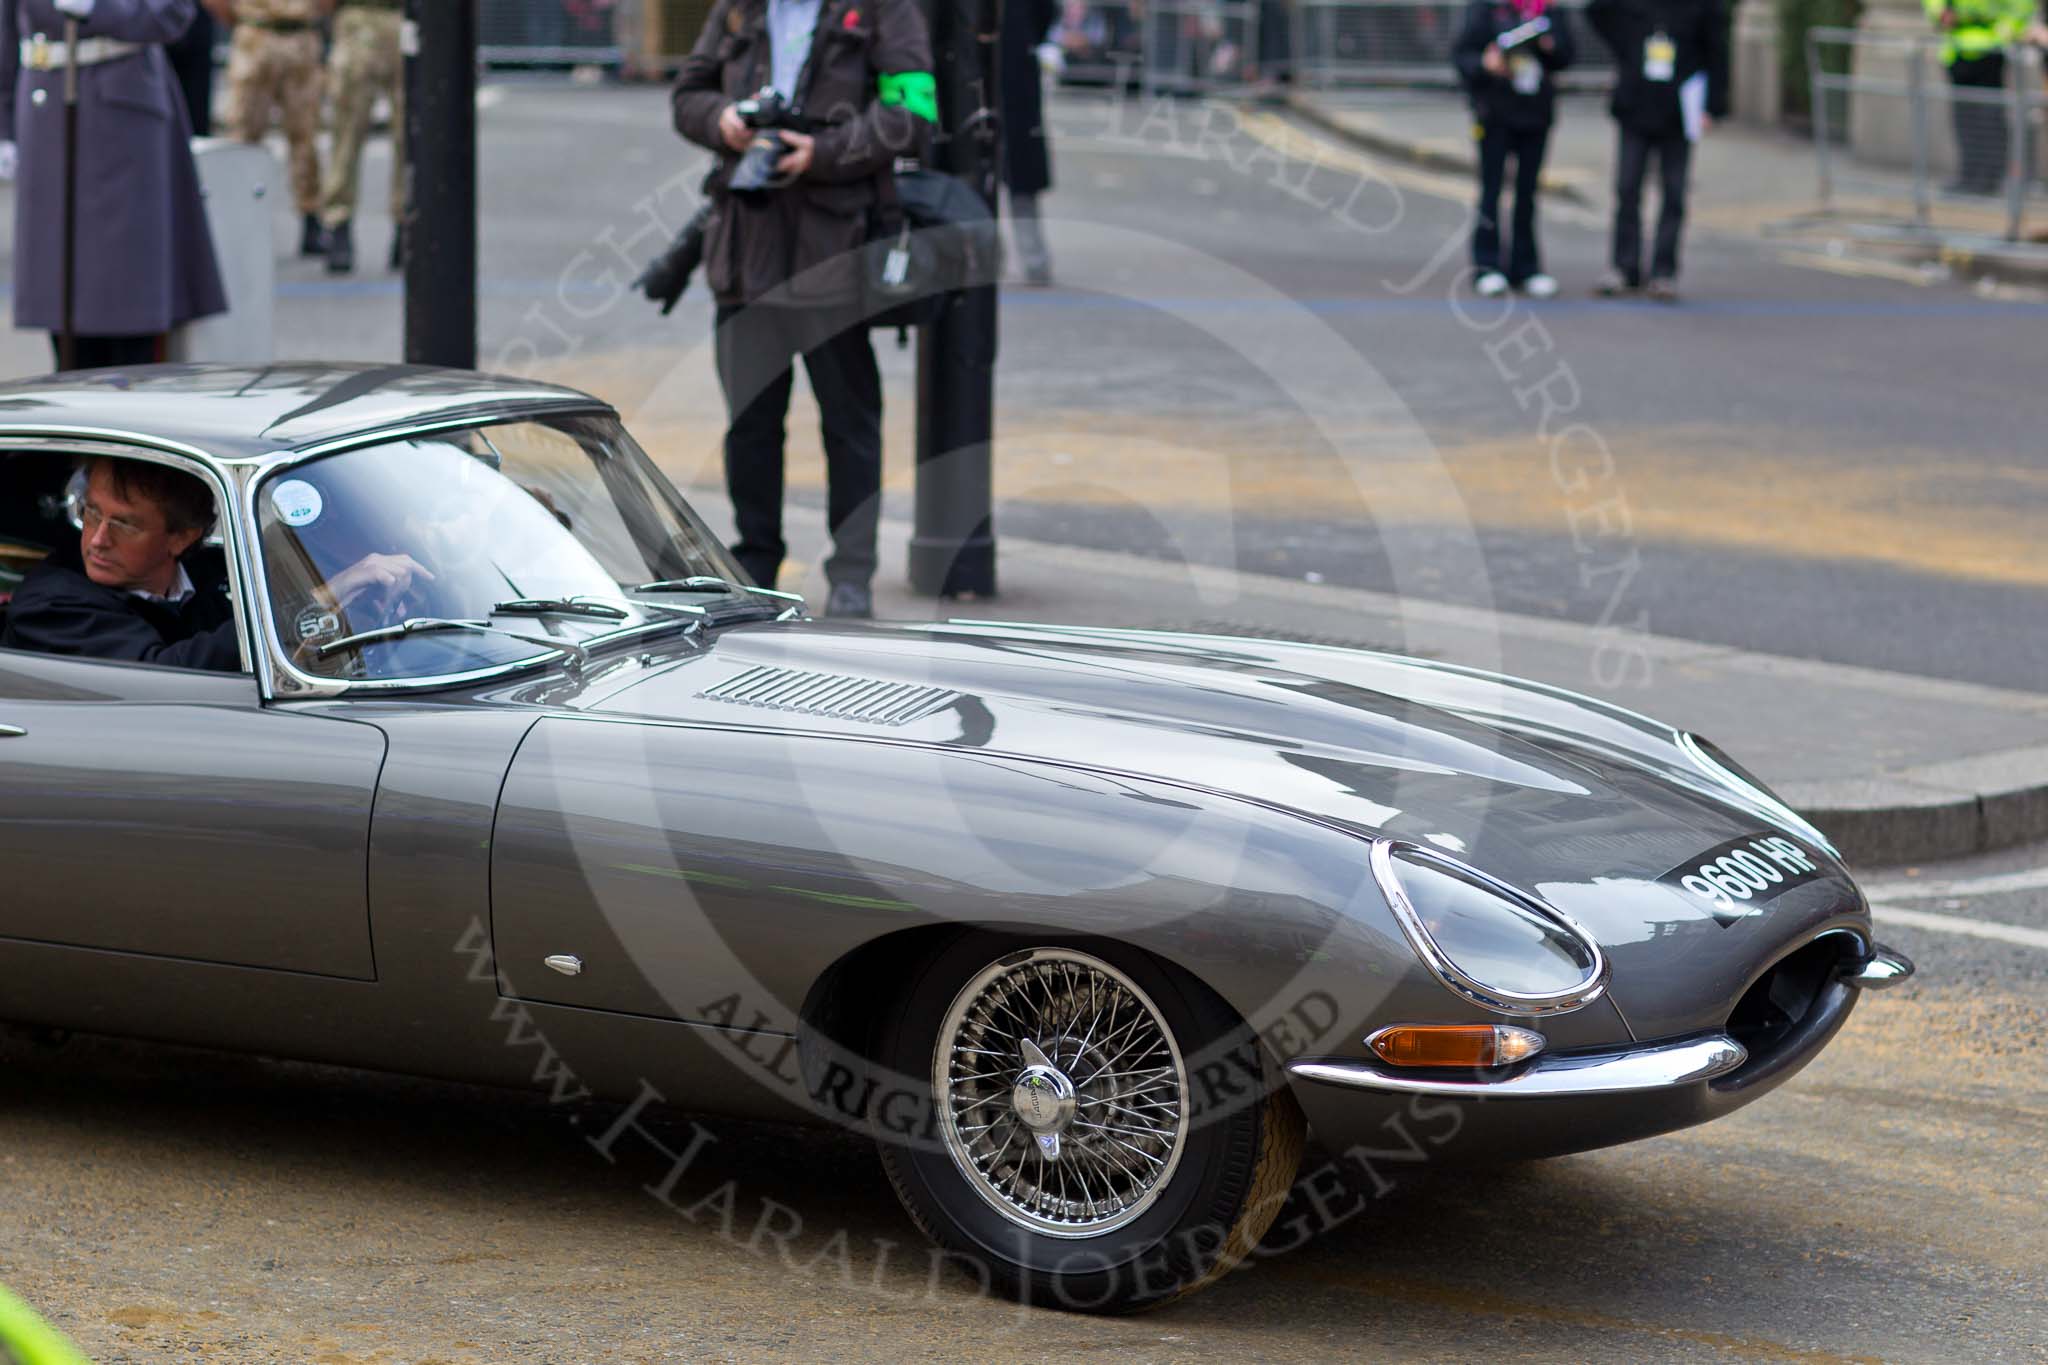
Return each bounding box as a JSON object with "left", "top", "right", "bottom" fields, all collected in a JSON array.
[
  {"left": 1521, "top": 273, "right": 1559, "bottom": 299},
  {"left": 1474, "top": 271, "right": 1510, "bottom": 298}
]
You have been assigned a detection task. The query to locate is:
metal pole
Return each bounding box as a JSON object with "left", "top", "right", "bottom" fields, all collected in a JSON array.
[
  {"left": 2003, "top": 43, "right": 2026, "bottom": 240},
  {"left": 58, "top": 16, "right": 79, "bottom": 371},
  {"left": 1809, "top": 28, "right": 1833, "bottom": 211},
  {"left": 1909, "top": 40, "right": 1931, "bottom": 227},
  {"left": 908, "top": 0, "right": 1000, "bottom": 597},
  {"left": 403, "top": 0, "right": 479, "bottom": 368}
]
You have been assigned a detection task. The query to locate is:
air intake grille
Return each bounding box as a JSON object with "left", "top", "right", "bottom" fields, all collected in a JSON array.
[{"left": 699, "top": 666, "right": 960, "bottom": 726}]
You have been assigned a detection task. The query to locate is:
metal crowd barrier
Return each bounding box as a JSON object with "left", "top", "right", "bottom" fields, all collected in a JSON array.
[
  {"left": 479, "top": 0, "right": 624, "bottom": 67},
  {"left": 1290, "top": 0, "right": 1612, "bottom": 88},
  {"left": 1807, "top": 26, "right": 2044, "bottom": 242}
]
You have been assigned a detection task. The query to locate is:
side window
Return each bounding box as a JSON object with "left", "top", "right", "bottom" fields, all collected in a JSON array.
[{"left": 0, "top": 449, "right": 247, "bottom": 675}]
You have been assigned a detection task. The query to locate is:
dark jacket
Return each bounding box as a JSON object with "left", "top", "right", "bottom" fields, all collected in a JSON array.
[
  {"left": 673, "top": 0, "right": 934, "bottom": 308},
  {"left": 0, "top": 541, "right": 240, "bottom": 672},
  {"left": 1452, "top": 1, "right": 1577, "bottom": 130},
  {"left": 0, "top": 0, "right": 226, "bottom": 335},
  {"left": 1585, "top": 0, "right": 1728, "bottom": 137},
  {"left": 1001, "top": 0, "right": 1059, "bottom": 195}
]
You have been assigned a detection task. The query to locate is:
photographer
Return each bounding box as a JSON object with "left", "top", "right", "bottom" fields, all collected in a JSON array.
[{"left": 672, "top": 0, "right": 936, "bottom": 619}]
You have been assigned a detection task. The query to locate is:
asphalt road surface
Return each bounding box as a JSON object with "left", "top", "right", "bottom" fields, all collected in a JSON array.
[
  {"left": 1, "top": 838, "right": 2043, "bottom": 1362},
  {"left": 7, "top": 81, "right": 2040, "bottom": 688}
]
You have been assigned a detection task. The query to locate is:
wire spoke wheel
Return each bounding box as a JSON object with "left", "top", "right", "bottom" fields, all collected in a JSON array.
[{"left": 934, "top": 948, "right": 1190, "bottom": 1239}]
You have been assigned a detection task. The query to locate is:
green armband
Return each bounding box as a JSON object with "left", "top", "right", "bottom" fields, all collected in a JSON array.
[{"left": 877, "top": 70, "right": 939, "bottom": 124}]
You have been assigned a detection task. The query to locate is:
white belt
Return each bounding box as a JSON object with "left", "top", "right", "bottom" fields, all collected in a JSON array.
[{"left": 20, "top": 34, "right": 143, "bottom": 71}]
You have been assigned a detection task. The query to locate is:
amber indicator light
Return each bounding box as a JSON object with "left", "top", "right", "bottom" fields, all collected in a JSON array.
[{"left": 1368, "top": 1024, "right": 1547, "bottom": 1069}]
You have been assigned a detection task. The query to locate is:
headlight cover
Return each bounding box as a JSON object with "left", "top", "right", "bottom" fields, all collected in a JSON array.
[
  {"left": 1677, "top": 732, "right": 1840, "bottom": 859},
  {"left": 1370, "top": 840, "right": 1609, "bottom": 1016}
]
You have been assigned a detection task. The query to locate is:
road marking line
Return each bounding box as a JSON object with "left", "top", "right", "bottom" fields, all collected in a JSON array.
[
  {"left": 1863, "top": 866, "right": 2048, "bottom": 901},
  {"left": 1870, "top": 903, "right": 2048, "bottom": 951}
]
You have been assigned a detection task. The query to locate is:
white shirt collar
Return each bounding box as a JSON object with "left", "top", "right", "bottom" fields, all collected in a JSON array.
[{"left": 128, "top": 561, "right": 195, "bottom": 605}]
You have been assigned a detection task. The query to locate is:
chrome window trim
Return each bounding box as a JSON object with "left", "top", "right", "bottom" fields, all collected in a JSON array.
[
  {"left": 1369, "top": 838, "right": 1612, "bottom": 1017},
  {"left": 0, "top": 433, "right": 266, "bottom": 685},
  {"left": 1287, "top": 1033, "right": 1747, "bottom": 1098}
]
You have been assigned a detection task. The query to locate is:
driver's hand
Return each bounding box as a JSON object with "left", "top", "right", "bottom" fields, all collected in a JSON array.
[{"left": 327, "top": 552, "right": 435, "bottom": 612}]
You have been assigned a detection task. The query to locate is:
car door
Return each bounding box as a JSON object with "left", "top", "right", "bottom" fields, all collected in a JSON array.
[{"left": 0, "top": 648, "right": 386, "bottom": 979}]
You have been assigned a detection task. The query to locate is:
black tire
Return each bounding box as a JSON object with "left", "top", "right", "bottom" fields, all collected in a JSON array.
[{"left": 873, "top": 933, "right": 1305, "bottom": 1313}]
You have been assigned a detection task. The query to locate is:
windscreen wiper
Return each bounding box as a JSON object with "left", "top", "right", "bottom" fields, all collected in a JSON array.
[
  {"left": 313, "top": 617, "right": 591, "bottom": 672},
  {"left": 633, "top": 576, "right": 805, "bottom": 605},
  {"left": 491, "top": 597, "right": 629, "bottom": 621},
  {"left": 632, "top": 577, "right": 805, "bottom": 619}
]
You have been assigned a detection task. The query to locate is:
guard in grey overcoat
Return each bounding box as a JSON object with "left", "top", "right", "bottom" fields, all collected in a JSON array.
[{"left": 0, "top": 0, "right": 227, "bottom": 369}]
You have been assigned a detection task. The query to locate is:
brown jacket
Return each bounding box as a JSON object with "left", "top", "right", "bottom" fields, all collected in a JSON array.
[{"left": 673, "top": 0, "right": 934, "bottom": 307}]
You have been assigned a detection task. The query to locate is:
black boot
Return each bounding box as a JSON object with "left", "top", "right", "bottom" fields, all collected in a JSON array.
[
  {"left": 299, "top": 213, "right": 326, "bottom": 258},
  {"left": 325, "top": 220, "right": 354, "bottom": 275}
]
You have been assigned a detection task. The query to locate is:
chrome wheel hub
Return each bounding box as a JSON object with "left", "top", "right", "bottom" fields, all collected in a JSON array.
[{"left": 935, "top": 949, "right": 1190, "bottom": 1238}]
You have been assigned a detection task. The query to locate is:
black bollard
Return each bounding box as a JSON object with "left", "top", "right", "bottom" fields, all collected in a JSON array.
[
  {"left": 403, "top": 0, "right": 479, "bottom": 369},
  {"left": 908, "top": 0, "right": 1000, "bottom": 598}
]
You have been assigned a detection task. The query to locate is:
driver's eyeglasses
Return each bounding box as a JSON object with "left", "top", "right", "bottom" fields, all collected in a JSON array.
[{"left": 78, "top": 502, "right": 152, "bottom": 544}]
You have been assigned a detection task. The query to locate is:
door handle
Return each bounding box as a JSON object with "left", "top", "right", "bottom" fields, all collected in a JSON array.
[{"left": 0, "top": 725, "right": 24, "bottom": 739}]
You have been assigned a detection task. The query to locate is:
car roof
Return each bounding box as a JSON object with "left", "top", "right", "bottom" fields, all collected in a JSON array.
[{"left": 0, "top": 363, "right": 611, "bottom": 463}]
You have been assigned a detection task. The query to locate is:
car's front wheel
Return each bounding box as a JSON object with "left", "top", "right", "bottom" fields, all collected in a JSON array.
[{"left": 874, "top": 936, "right": 1304, "bottom": 1312}]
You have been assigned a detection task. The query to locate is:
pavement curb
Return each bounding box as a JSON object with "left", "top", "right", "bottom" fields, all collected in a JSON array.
[{"left": 1274, "top": 91, "right": 1596, "bottom": 209}]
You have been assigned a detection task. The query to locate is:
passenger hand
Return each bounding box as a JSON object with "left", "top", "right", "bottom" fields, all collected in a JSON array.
[
  {"left": 327, "top": 552, "right": 436, "bottom": 613},
  {"left": 1481, "top": 44, "right": 1507, "bottom": 76},
  {"left": 775, "top": 130, "right": 816, "bottom": 179},
  {"left": 718, "top": 105, "right": 752, "bottom": 153}
]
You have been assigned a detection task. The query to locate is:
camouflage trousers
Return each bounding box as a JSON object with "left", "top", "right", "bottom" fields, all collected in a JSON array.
[
  {"left": 320, "top": 6, "right": 406, "bottom": 230},
  {"left": 224, "top": 26, "right": 325, "bottom": 216}
]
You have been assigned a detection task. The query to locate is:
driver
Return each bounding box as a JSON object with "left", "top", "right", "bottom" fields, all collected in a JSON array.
[{"left": 0, "top": 457, "right": 428, "bottom": 672}]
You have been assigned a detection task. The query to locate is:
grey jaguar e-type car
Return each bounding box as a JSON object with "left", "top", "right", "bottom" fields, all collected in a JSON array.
[{"left": 0, "top": 365, "right": 1910, "bottom": 1312}]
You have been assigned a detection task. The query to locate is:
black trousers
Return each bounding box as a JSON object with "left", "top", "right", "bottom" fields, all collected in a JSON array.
[
  {"left": 165, "top": 9, "right": 216, "bottom": 135},
  {"left": 1611, "top": 125, "right": 1691, "bottom": 284},
  {"left": 50, "top": 334, "right": 160, "bottom": 372},
  {"left": 1473, "top": 121, "right": 1551, "bottom": 283},
  {"left": 714, "top": 303, "right": 883, "bottom": 591},
  {"left": 1948, "top": 53, "right": 2007, "bottom": 193}
]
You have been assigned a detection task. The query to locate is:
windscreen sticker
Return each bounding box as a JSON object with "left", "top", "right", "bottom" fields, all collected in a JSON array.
[
  {"left": 1660, "top": 834, "right": 1822, "bottom": 925},
  {"left": 271, "top": 479, "right": 324, "bottom": 528}
]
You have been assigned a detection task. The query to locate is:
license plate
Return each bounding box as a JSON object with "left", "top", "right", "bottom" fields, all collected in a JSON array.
[{"left": 1661, "top": 834, "right": 1822, "bottom": 925}]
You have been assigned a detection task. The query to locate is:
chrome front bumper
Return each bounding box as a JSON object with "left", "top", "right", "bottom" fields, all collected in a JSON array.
[
  {"left": 1288, "top": 1033, "right": 1748, "bottom": 1099},
  {"left": 1289, "top": 941, "right": 1915, "bottom": 1101}
]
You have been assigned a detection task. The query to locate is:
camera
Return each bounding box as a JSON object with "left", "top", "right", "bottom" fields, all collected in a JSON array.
[
  {"left": 631, "top": 202, "right": 713, "bottom": 315},
  {"left": 728, "top": 86, "right": 815, "bottom": 196}
]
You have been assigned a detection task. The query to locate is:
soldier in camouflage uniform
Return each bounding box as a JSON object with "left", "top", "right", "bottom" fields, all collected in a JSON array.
[
  {"left": 221, "top": 0, "right": 334, "bottom": 256},
  {"left": 319, "top": 0, "right": 403, "bottom": 274}
]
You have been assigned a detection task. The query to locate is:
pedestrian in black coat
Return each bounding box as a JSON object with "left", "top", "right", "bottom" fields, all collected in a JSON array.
[
  {"left": 1585, "top": 0, "right": 1728, "bottom": 299},
  {"left": 1453, "top": 0, "right": 1575, "bottom": 297},
  {"left": 1002, "top": 0, "right": 1059, "bottom": 284}
]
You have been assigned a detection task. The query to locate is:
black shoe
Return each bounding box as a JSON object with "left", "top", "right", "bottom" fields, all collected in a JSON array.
[
  {"left": 390, "top": 232, "right": 404, "bottom": 272},
  {"left": 299, "top": 213, "right": 326, "bottom": 258},
  {"left": 326, "top": 220, "right": 355, "bottom": 275},
  {"left": 824, "top": 581, "right": 873, "bottom": 619}
]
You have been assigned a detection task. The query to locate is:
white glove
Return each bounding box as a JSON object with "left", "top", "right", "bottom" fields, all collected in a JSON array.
[
  {"left": 53, "top": 0, "right": 95, "bottom": 15},
  {"left": 1035, "top": 40, "right": 1066, "bottom": 76},
  {"left": 0, "top": 142, "right": 15, "bottom": 182}
]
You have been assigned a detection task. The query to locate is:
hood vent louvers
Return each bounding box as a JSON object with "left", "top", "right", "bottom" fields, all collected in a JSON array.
[{"left": 698, "top": 665, "right": 960, "bottom": 727}]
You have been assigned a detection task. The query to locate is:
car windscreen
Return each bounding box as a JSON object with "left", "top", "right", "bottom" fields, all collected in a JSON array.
[{"left": 256, "top": 414, "right": 740, "bottom": 682}]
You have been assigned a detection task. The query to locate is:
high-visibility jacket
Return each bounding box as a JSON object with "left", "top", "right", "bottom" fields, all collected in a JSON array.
[{"left": 1923, "top": 0, "right": 2034, "bottom": 64}]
